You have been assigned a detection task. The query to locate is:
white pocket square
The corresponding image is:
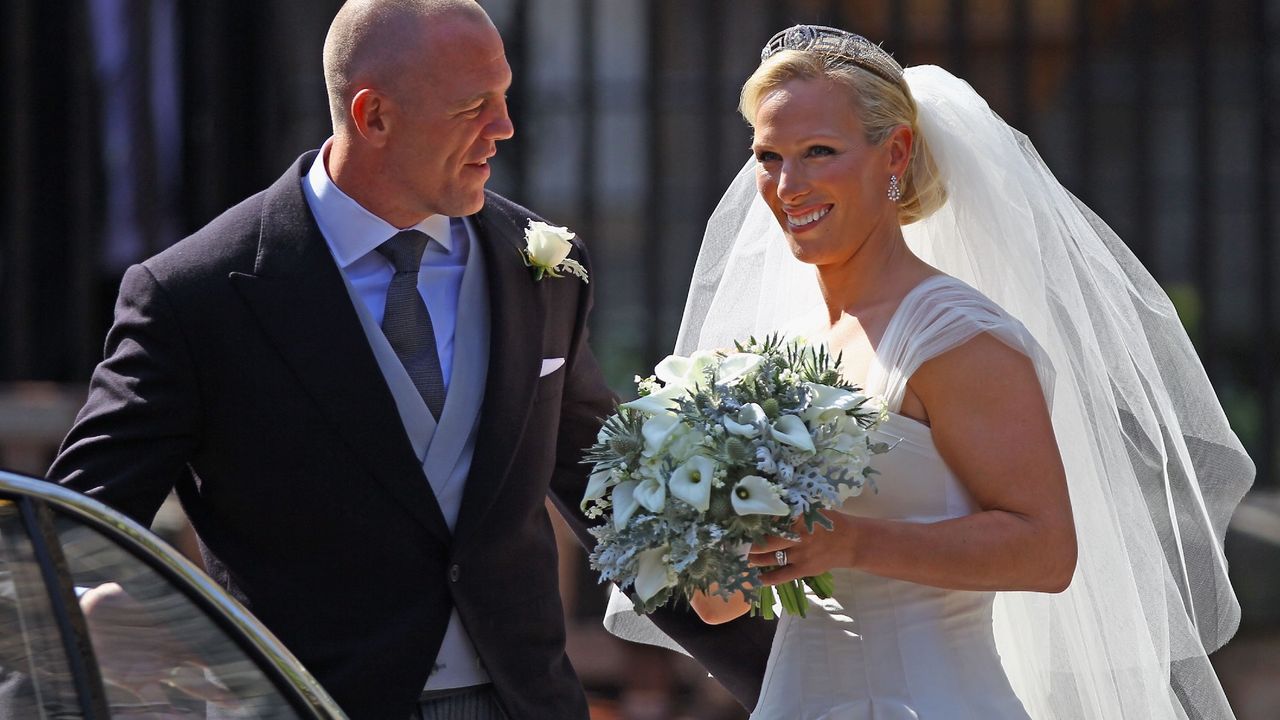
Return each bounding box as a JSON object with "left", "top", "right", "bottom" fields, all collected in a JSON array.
[{"left": 539, "top": 357, "right": 565, "bottom": 377}]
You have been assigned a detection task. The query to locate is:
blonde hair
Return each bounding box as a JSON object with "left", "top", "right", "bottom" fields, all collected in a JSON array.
[{"left": 740, "top": 49, "right": 946, "bottom": 225}]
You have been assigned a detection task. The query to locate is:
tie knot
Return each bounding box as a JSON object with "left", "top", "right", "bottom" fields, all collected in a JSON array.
[{"left": 377, "top": 230, "right": 430, "bottom": 273}]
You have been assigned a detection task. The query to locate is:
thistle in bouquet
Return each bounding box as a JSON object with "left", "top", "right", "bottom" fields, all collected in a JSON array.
[{"left": 582, "top": 334, "right": 891, "bottom": 619}]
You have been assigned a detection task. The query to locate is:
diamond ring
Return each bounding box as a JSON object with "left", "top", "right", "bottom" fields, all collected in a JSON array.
[{"left": 775, "top": 549, "right": 789, "bottom": 566}]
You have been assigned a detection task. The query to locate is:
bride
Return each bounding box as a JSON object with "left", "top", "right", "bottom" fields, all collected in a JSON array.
[{"left": 608, "top": 25, "right": 1253, "bottom": 720}]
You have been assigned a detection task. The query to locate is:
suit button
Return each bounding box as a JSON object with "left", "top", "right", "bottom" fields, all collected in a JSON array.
[{"left": 449, "top": 564, "right": 461, "bottom": 583}]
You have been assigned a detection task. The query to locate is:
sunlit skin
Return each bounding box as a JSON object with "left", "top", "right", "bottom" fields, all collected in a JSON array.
[
  {"left": 692, "top": 77, "right": 1075, "bottom": 625},
  {"left": 752, "top": 79, "right": 909, "bottom": 278},
  {"left": 328, "top": 12, "right": 514, "bottom": 227}
]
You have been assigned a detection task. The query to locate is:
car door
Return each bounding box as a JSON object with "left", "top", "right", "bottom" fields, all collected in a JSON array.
[{"left": 0, "top": 470, "right": 347, "bottom": 720}]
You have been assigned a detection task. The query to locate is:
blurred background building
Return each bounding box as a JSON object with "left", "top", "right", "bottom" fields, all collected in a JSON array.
[{"left": 1, "top": 0, "right": 1277, "bottom": 717}]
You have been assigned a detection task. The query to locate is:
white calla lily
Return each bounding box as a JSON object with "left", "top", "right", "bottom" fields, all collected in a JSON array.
[
  {"left": 771, "top": 414, "right": 816, "bottom": 453},
  {"left": 654, "top": 350, "right": 720, "bottom": 389},
  {"left": 612, "top": 481, "right": 640, "bottom": 530},
  {"left": 723, "top": 403, "right": 766, "bottom": 438},
  {"left": 832, "top": 413, "right": 868, "bottom": 438},
  {"left": 730, "top": 475, "right": 791, "bottom": 516},
  {"left": 621, "top": 383, "right": 683, "bottom": 415},
  {"left": 685, "top": 350, "right": 719, "bottom": 386},
  {"left": 654, "top": 355, "right": 695, "bottom": 388},
  {"left": 717, "top": 353, "right": 765, "bottom": 385},
  {"left": 668, "top": 455, "right": 717, "bottom": 511},
  {"left": 634, "top": 545, "right": 674, "bottom": 602},
  {"left": 691, "top": 350, "right": 719, "bottom": 368},
  {"left": 664, "top": 423, "right": 700, "bottom": 461},
  {"left": 640, "top": 412, "right": 681, "bottom": 456},
  {"left": 582, "top": 468, "right": 619, "bottom": 507},
  {"left": 634, "top": 475, "right": 667, "bottom": 513},
  {"left": 832, "top": 429, "right": 869, "bottom": 461},
  {"left": 801, "top": 383, "right": 863, "bottom": 424}
]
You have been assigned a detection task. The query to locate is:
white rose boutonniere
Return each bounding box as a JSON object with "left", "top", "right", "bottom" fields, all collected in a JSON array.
[{"left": 522, "top": 220, "right": 589, "bottom": 283}]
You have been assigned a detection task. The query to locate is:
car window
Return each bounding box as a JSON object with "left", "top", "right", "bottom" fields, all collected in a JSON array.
[
  {"left": 54, "top": 513, "right": 306, "bottom": 719},
  {"left": 0, "top": 499, "right": 85, "bottom": 718}
]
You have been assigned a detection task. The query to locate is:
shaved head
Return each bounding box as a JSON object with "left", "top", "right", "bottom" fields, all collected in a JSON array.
[
  {"left": 323, "top": 0, "right": 492, "bottom": 134},
  {"left": 319, "top": 0, "right": 512, "bottom": 223}
]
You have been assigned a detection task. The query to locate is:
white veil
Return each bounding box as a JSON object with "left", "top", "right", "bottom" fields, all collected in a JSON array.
[{"left": 661, "top": 64, "right": 1254, "bottom": 718}]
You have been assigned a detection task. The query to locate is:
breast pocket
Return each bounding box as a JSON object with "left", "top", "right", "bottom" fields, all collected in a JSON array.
[{"left": 533, "top": 369, "right": 565, "bottom": 404}]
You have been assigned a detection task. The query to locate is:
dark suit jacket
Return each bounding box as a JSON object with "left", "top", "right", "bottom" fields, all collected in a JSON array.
[{"left": 48, "top": 152, "right": 773, "bottom": 719}]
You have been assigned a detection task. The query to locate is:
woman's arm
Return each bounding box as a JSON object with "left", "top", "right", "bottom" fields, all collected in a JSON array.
[{"left": 754, "top": 332, "right": 1077, "bottom": 593}]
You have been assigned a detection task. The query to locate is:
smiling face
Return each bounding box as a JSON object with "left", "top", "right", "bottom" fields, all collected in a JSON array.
[
  {"left": 751, "top": 77, "right": 903, "bottom": 267},
  {"left": 384, "top": 15, "right": 513, "bottom": 218}
]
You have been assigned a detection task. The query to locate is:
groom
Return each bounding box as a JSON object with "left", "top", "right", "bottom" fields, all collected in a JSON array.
[
  {"left": 48, "top": 1, "right": 772, "bottom": 718},
  {"left": 47, "top": 1, "right": 601, "bottom": 717}
]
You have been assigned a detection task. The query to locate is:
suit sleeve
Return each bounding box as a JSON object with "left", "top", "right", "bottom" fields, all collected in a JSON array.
[
  {"left": 46, "top": 263, "right": 202, "bottom": 527},
  {"left": 542, "top": 240, "right": 774, "bottom": 712},
  {"left": 544, "top": 240, "right": 617, "bottom": 542}
]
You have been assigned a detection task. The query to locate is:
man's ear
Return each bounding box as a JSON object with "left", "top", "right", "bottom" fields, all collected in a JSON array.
[{"left": 351, "top": 88, "right": 391, "bottom": 147}]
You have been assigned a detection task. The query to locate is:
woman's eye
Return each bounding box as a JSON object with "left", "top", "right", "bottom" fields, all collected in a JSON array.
[
  {"left": 755, "top": 150, "right": 780, "bottom": 163},
  {"left": 807, "top": 145, "right": 836, "bottom": 157}
]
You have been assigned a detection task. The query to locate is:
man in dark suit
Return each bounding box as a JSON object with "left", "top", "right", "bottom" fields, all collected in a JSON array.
[{"left": 48, "top": 1, "right": 772, "bottom": 718}]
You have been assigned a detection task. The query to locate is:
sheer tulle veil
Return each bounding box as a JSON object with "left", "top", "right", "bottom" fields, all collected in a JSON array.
[{"left": 607, "top": 63, "right": 1254, "bottom": 719}]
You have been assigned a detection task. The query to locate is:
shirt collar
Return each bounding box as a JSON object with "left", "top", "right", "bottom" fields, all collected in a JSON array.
[{"left": 304, "top": 139, "right": 455, "bottom": 269}]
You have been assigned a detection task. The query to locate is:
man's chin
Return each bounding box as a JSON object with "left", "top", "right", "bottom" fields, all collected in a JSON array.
[
  {"left": 458, "top": 195, "right": 487, "bottom": 217},
  {"left": 432, "top": 191, "right": 487, "bottom": 218}
]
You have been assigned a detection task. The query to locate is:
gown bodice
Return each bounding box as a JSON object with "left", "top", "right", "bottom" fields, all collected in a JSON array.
[{"left": 750, "top": 276, "right": 1043, "bottom": 720}]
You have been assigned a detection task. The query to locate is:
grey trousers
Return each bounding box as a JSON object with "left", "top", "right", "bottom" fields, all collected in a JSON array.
[{"left": 412, "top": 685, "right": 509, "bottom": 720}]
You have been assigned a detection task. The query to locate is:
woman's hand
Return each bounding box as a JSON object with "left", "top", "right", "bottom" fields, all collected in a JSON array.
[
  {"left": 747, "top": 511, "right": 860, "bottom": 585},
  {"left": 690, "top": 581, "right": 753, "bottom": 624}
]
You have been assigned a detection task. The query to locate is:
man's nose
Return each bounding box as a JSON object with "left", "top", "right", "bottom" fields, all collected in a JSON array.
[{"left": 485, "top": 99, "right": 515, "bottom": 141}]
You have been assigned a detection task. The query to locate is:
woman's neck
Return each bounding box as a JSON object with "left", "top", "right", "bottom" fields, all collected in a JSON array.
[{"left": 815, "top": 229, "right": 934, "bottom": 325}]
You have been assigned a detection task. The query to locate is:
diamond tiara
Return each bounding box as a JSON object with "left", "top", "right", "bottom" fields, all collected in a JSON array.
[{"left": 760, "top": 25, "right": 904, "bottom": 85}]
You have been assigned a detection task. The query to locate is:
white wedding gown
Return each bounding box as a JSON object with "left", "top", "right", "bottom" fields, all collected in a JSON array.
[{"left": 751, "top": 275, "right": 1043, "bottom": 720}]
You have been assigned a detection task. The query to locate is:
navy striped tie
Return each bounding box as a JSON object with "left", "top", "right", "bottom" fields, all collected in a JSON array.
[{"left": 377, "top": 230, "right": 446, "bottom": 418}]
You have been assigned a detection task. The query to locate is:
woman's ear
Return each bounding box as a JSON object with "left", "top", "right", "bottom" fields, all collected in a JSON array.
[{"left": 886, "top": 124, "right": 913, "bottom": 176}]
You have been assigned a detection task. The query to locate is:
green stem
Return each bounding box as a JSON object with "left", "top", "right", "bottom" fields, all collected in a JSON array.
[
  {"left": 755, "top": 585, "right": 776, "bottom": 620},
  {"left": 778, "top": 581, "right": 808, "bottom": 618},
  {"left": 805, "top": 571, "right": 835, "bottom": 599}
]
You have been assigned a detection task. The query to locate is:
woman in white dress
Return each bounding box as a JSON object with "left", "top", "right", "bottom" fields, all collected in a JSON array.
[{"left": 660, "top": 25, "right": 1252, "bottom": 720}]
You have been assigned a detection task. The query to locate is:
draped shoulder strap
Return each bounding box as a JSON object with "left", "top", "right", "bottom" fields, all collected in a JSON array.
[{"left": 866, "top": 275, "right": 1053, "bottom": 413}]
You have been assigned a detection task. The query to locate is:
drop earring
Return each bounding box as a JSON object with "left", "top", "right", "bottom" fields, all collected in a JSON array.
[{"left": 887, "top": 175, "right": 902, "bottom": 202}]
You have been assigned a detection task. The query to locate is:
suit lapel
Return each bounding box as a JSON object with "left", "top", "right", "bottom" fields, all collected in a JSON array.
[
  {"left": 451, "top": 196, "right": 545, "bottom": 548},
  {"left": 227, "top": 153, "right": 452, "bottom": 545}
]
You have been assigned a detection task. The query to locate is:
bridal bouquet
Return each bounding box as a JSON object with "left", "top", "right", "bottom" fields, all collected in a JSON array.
[{"left": 582, "top": 335, "right": 889, "bottom": 619}]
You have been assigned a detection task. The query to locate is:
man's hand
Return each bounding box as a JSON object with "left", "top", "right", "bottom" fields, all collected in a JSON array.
[{"left": 79, "top": 583, "right": 237, "bottom": 711}]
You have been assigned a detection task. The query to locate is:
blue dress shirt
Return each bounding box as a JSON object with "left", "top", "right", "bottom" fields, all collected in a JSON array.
[{"left": 301, "top": 143, "right": 469, "bottom": 390}]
